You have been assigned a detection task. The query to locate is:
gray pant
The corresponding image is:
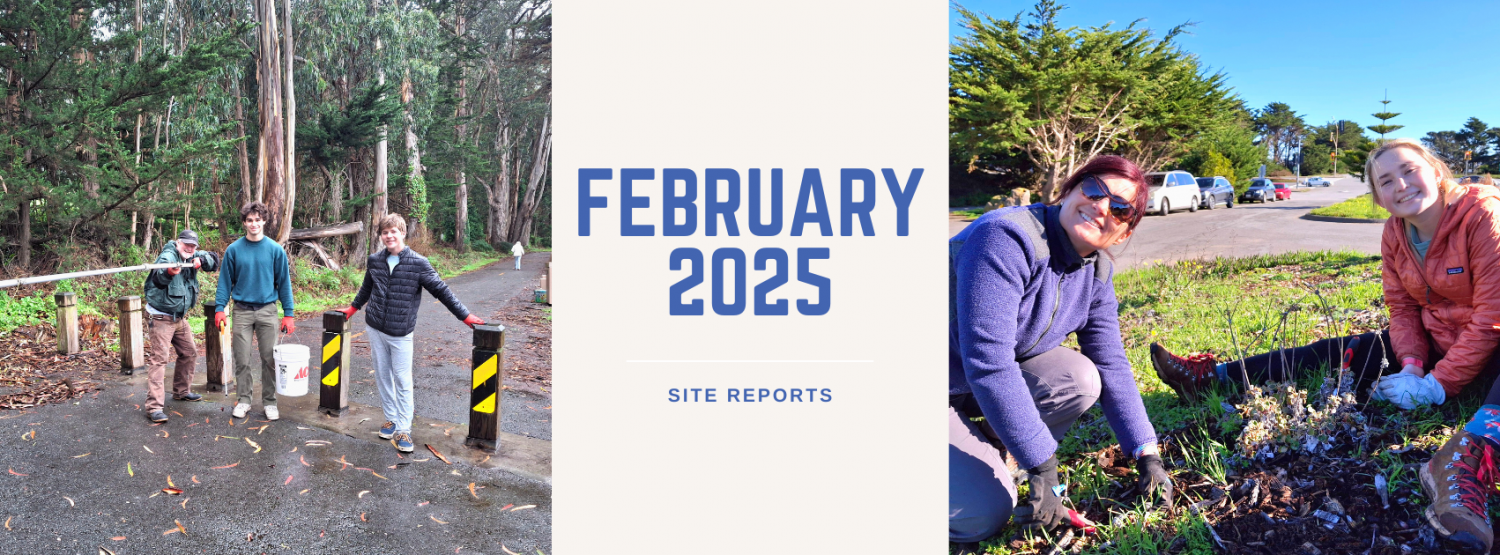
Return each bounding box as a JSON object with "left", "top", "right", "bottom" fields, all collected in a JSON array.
[
  {"left": 232, "top": 303, "right": 280, "bottom": 406},
  {"left": 949, "top": 346, "right": 1102, "bottom": 543},
  {"left": 367, "top": 327, "right": 416, "bottom": 434}
]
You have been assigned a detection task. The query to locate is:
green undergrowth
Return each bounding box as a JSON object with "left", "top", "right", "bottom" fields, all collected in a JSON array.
[
  {"left": 1309, "top": 194, "right": 1390, "bottom": 220},
  {"left": 970, "top": 250, "right": 1473, "bottom": 554}
]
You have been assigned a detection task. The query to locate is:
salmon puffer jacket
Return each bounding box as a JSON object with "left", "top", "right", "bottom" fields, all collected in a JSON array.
[{"left": 1382, "top": 184, "right": 1500, "bottom": 396}]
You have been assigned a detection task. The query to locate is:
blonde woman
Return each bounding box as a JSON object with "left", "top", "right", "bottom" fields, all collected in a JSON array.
[{"left": 1151, "top": 139, "right": 1500, "bottom": 553}]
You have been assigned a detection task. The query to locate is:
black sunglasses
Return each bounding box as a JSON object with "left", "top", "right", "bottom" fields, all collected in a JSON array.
[{"left": 1079, "top": 175, "right": 1136, "bottom": 224}]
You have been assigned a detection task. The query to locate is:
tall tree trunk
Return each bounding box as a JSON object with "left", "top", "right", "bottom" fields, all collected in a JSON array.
[
  {"left": 257, "top": 0, "right": 286, "bottom": 239},
  {"left": 453, "top": 2, "right": 468, "bottom": 253},
  {"left": 17, "top": 198, "right": 30, "bottom": 270},
  {"left": 484, "top": 111, "right": 513, "bottom": 250},
  {"left": 131, "top": 0, "right": 143, "bottom": 246},
  {"left": 321, "top": 165, "right": 341, "bottom": 223},
  {"left": 234, "top": 76, "right": 253, "bottom": 211},
  {"left": 508, "top": 114, "right": 551, "bottom": 245},
  {"left": 373, "top": 30, "right": 388, "bottom": 233},
  {"left": 402, "top": 71, "right": 425, "bottom": 241},
  {"left": 277, "top": 0, "right": 296, "bottom": 244}
]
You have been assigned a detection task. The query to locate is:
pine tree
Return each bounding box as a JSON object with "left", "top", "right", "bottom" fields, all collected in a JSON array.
[{"left": 1367, "top": 92, "right": 1403, "bottom": 142}]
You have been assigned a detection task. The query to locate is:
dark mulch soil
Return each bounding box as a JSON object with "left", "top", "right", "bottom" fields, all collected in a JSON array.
[
  {"left": 495, "top": 291, "right": 550, "bottom": 397},
  {"left": 1026, "top": 436, "right": 1456, "bottom": 555}
]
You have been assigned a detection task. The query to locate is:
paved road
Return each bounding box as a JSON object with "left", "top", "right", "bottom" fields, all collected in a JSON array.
[
  {"left": 949, "top": 176, "right": 1384, "bottom": 270},
  {"left": 0, "top": 253, "right": 553, "bottom": 553}
]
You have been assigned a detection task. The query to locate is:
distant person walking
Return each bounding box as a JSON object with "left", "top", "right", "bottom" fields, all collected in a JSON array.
[
  {"left": 512, "top": 241, "right": 525, "bottom": 270},
  {"left": 213, "top": 202, "right": 295, "bottom": 421},
  {"left": 336, "top": 214, "right": 485, "bottom": 452},
  {"left": 141, "top": 230, "right": 218, "bottom": 423}
]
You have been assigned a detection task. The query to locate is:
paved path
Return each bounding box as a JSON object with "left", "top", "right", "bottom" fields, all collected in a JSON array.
[
  {"left": 950, "top": 176, "right": 1383, "bottom": 270},
  {"left": 0, "top": 252, "right": 553, "bottom": 553}
]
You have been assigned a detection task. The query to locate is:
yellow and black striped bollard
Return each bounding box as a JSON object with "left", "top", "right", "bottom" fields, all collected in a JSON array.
[
  {"left": 466, "top": 325, "right": 505, "bottom": 452},
  {"left": 319, "top": 311, "right": 351, "bottom": 416}
]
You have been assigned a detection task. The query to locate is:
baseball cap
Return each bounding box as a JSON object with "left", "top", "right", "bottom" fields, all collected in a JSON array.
[{"left": 178, "top": 230, "right": 199, "bottom": 246}]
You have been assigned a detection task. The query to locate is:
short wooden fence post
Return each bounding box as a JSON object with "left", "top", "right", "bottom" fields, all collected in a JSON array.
[
  {"left": 117, "top": 296, "right": 144, "bottom": 374},
  {"left": 203, "top": 302, "right": 233, "bottom": 392},
  {"left": 54, "top": 292, "right": 79, "bottom": 355}
]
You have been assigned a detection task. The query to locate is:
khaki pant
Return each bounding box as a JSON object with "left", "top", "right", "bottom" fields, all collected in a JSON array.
[
  {"left": 145, "top": 316, "right": 196, "bottom": 412},
  {"left": 232, "top": 303, "right": 280, "bottom": 406}
]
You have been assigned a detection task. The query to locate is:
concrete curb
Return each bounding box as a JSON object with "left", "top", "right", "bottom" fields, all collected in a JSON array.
[{"left": 1300, "top": 213, "right": 1386, "bottom": 224}]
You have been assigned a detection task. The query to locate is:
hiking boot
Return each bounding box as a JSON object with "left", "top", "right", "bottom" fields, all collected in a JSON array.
[
  {"left": 392, "top": 432, "right": 415, "bottom": 453},
  {"left": 1149, "top": 343, "right": 1218, "bottom": 402},
  {"left": 173, "top": 392, "right": 202, "bottom": 402},
  {"left": 1420, "top": 430, "right": 1497, "bottom": 554},
  {"left": 379, "top": 421, "right": 396, "bottom": 440},
  {"left": 148, "top": 411, "right": 168, "bottom": 423},
  {"left": 265, "top": 405, "right": 279, "bottom": 421},
  {"left": 232, "top": 402, "right": 250, "bottom": 419}
]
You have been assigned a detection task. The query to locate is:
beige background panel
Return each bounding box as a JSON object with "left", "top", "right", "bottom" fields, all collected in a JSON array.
[{"left": 555, "top": 1, "right": 949, "bottom": 552}]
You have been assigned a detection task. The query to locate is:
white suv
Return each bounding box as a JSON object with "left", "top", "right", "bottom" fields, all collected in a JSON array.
[{"left": 1144, "top": 171, "right": 1200, "bottom": 216}]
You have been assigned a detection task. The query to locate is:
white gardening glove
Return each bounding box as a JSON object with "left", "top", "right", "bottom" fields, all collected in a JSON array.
[{"left": 1370, "top": 372, "right": 1445, "bottom": 409}]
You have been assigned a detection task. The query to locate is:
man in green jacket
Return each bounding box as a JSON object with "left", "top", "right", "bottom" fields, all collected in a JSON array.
[{"left": 142, "top": 230, "right": 219, "bottom": 423}]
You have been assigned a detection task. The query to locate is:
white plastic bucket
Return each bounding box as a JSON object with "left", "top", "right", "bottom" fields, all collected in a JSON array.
[{"left": 273, "top": 343, "right": 311, "bottom": 397}]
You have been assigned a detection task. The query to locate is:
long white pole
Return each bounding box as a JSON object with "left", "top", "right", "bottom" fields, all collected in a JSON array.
[{"left": 0, "top": 263, "right": 194, "bottom": 289}]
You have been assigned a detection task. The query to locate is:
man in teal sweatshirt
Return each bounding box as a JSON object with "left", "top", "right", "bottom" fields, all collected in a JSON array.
[{"left": 214, "top": 201, "right": 295, "bottom": 421}]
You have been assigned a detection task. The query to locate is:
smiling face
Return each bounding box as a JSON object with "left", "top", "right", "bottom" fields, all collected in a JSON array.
[
  {"left": 1372, "top": 146, "right": 1444, "bottom": 220},
  {"left": 380, "top": 225, "right": 406, "bottom": 254},
  {"left": 243, "top": 214, "right": 266, "bottom": 241},
  {"left": 175, "top": 241, "right": 198, "bottom": 260},
  {"left": 1059, "top": 175, "right": 1137, "bottom": 256}
]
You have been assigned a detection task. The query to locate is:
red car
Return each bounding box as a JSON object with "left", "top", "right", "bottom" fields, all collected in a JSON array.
[{"left": 1272, "top": 182, "right": 1293, "bottom": 200}]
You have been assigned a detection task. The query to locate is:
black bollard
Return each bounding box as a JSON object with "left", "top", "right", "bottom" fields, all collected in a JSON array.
[
  {"left": 319, "top": 311, "right": 351, "bottom": 416},
  {"left": 465, "top": 325, "right": 505, "bottom": 452}
]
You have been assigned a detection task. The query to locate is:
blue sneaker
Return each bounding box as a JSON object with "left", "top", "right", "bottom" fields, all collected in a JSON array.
[
  {"left": 392, "top": 432, "right": 415, "bottom": 453},
  {"left": 378, "top": 421, "right": 395, "bottom": 440}
]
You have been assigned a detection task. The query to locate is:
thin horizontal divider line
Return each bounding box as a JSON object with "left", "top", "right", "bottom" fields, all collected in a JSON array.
[{"left": 625, "top": 360, "right": 875, "bottom": 363}]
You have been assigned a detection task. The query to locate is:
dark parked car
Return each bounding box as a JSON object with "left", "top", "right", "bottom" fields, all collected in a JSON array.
[
  {"left": 1195, "top": 176, "right": 1235, "bottom": 209},
  {"left": 1273, "top": 182, "right": 1293, "bottom": 200},
  {"left": 1242, "top": 178, "right": 1276, "bottom": 203}
]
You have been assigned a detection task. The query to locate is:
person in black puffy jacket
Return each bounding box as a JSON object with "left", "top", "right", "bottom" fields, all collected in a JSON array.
[{"left": 336, "top": 214, "right": 485, "bottom": 452}]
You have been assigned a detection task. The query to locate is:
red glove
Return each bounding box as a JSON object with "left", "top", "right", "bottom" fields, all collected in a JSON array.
[
  {"left": 167, "top": 266, "right": 182, "bottom": 275},
  {"left": 214, "top": 311, "right": 227, "bottom": 330},
  {"left": 280, "top": 316, "right": 296, "bottom": 334},
  {"left": 192, "top": 258, "right": 202, "bottom": 269},
  {"left": 462, "top": 314, "right": 485, "bottom": 329},
  {"left": 336, "top": 306, "right": 358, "bottom": 319}
]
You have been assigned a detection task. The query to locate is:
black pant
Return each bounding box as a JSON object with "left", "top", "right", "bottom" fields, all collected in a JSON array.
[{"left": 1225, "top": 329, "right": 1500, "bottom": 405}]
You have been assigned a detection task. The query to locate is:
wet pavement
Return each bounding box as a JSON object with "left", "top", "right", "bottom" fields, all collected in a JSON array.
[
  {"left": 0, "top": 252, "right": 553, "bottom": 553},
  {"left": 0, "top": 380, "right": 550, "bottom": 554}
]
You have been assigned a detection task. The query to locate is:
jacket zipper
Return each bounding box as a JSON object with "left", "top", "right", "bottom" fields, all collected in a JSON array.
[{"left": 1021, "top": 276, "right": 1062, "bottom": 358}]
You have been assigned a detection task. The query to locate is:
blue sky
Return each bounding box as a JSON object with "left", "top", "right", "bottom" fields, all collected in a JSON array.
[{"left": 951, "top": 1, "right": 1500, "bottom": 141}]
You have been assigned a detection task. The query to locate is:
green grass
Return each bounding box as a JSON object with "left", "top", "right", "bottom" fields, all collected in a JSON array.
[
  {"left": 967, "top": 250, "right": 1473, "bottom": 554},
  {"left": 1309, "top": 194, "right": 1390, "bottom": 220}
]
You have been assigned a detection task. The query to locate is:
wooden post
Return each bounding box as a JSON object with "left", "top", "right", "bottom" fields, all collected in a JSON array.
[
  {"left": 203, "top": 302, "right": 232, "bottom": 392},
  {"left": 117, "top": 296, "right": 144, "bottom": 374},
  {"left": 54, "top": 292, "right": 79, "bottom": 355},
  {"left": 545, "top": 261, "right": 552, "bottom": 305},
  {"left": 318, "top": 311, "right": 351, "bottom": 416},
  {"left": 465, "top": 325, "right": 504, "bottom": 452}
]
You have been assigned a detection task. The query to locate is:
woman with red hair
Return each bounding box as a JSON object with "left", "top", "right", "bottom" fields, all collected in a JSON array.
[{"left": 949, "top": 155, "right": 1173, "bottom": 552}]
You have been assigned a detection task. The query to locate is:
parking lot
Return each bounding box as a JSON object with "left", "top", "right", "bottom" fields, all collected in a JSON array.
[{"left": 949, "top": 176, "right": 1385, "bottom": 271}]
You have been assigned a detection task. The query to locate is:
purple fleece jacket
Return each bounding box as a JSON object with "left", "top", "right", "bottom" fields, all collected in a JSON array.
[{"left": 949, "top": 203, "right": 1157, "bottom": 470}]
